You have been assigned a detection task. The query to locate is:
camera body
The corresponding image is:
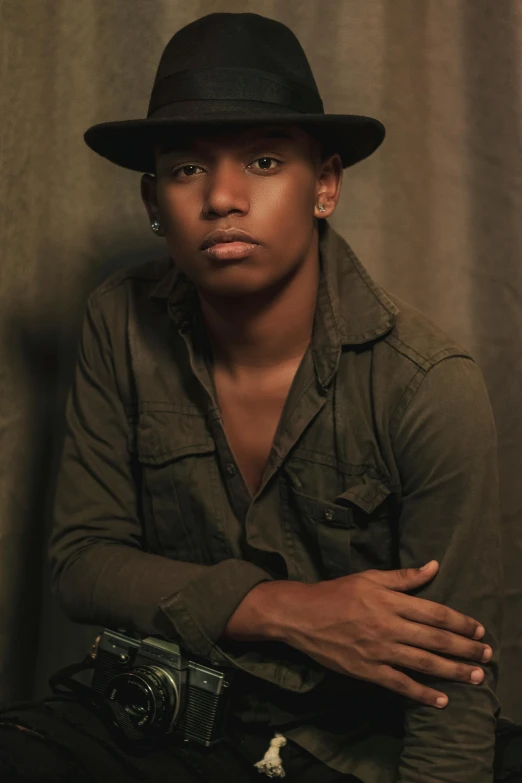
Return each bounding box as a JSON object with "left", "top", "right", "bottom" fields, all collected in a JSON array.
[{"left": 89, "top": 628, "right": 231, "bottom": 746}]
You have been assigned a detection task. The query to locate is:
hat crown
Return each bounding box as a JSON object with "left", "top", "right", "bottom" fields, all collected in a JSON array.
[
  {"left": 147, "top": 12, "right": 322, "bottom": 117},
  {"left": 83, "top": 11, "right": 386, "bottom": 173}
]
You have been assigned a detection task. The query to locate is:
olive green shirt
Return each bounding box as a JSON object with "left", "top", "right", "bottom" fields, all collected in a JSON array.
[{"left": 48, "top": 221, "right": 502, "bottom": 782}]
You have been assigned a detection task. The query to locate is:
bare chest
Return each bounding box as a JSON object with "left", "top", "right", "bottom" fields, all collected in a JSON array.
[{"left": 213, "top": 363, "right": 300, "bottom": 496}]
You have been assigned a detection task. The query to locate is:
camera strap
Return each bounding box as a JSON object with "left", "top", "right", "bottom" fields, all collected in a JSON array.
[{"left": 48, "top": 655, "right": 154, "bottom": 748}]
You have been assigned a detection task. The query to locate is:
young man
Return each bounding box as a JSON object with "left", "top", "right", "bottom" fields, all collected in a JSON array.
[{"left": 0, "top": 12, "right": 503, "bottom": 783}]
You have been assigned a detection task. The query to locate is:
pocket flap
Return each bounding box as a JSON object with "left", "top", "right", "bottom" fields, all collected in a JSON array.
[
  {"left": 334, "top": 478, "right": 391, "bottom": 514},
  {"left": 133, "top": 410, "right": 215, "bottom": 465}
]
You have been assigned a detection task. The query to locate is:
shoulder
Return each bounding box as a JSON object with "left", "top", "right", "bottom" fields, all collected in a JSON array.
[
  {"left": 362, "top": 289, "right": 490, "bottom": 434},
  {"left": 374, "top": 293, "right": 495, "bottom": 445},
  {"left": 87, "top": 257, "right": 174, "bottom": 307},
  {"left": 381, "top": 289, "right": 473, "bottom": 371}
]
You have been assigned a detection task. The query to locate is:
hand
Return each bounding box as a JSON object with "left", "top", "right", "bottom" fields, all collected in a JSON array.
[{"left": 269, "top": 561, "right": 492, "bottom": 708}]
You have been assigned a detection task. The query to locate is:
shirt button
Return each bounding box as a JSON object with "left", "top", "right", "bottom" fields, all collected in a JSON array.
[
  {"left": 324, "top": 508, "right": 334, "bottom": 522},
  {"left": 226, "top": 462, "right": 237, "bottom": 476}
]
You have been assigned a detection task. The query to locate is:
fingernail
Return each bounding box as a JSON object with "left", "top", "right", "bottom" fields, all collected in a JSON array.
[
  {"left": 473, "top": 625, "right": 485, "bottom": 640},
  {"left": 421, "top": 560, "right": 436, "bottom": 571},
  {"left": 482, "top": 646, "right": 492, "bottom": 663},
  {"left": 435, "top": 696, "right": 448, "bottom": 708},
  {"left": 470, "top": 669, "right": 484, "bottom": 684}
]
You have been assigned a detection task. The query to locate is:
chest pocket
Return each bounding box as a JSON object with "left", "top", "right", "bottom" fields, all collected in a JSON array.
[
  {"left": 132, "top": 408, "right": 229, "bottom": 564},
  {"left": 290, "top": 478, "right": 394, "bottom": 579}
]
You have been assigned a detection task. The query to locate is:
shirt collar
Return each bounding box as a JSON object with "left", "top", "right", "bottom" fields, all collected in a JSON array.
[
  {"left": 149, "top": 220, "right": 398, "bottom": 383},
  {"left": 316, "top": 219, "right": 398, "bottom": 345}
]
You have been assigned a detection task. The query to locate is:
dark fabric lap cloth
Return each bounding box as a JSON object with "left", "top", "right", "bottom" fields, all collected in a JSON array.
[
  {"left": 0, "top": 695, "right": 362, "bottom": 783},
  {"left": 2, "top": 694, "right": 521, "bottom": 782}
]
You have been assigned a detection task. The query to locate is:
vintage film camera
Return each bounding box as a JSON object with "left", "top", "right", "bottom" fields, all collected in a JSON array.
[{"left": 88, "top": 628, "right": 232, "bottom": 746}]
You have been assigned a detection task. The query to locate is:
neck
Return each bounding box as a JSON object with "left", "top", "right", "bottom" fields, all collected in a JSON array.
[{"left": 199, "top": 245, "right": 320, "bottom": 377}]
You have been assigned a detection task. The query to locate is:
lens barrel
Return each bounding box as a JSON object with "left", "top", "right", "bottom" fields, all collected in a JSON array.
[{"left": 107, "top": 665, "right": 181, "bottom": 735}]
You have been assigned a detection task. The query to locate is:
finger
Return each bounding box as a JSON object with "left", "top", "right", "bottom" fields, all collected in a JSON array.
[
  {"left": 374, "top": 663, "right": 449, "bottom": 709},
  {"left": 394, "top": 619, "right": 492, "bottom": 664},
  {"left": 393, "top": 593, "right": 485, "bottom": 641},
  {"left": 387, "top": 643, "right": 486, "bottom": 685},
  {"left": 363, "top": 561, "right": 439, "bottom": 593}
]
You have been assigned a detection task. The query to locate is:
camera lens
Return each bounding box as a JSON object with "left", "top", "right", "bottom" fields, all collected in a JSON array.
[{"left": 106, "top": 665, "right": 180, "bottom": 736}]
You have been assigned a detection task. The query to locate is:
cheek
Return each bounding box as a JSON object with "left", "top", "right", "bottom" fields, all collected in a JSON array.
[
  {"left": 251, "top": 174, "right": 316, "bottom": 238},
  {"left": 159, "top": 189, "right": 194, "bottom": 234}
]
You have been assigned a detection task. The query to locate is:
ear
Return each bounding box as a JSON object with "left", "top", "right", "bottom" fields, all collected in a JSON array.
[
  {"left": 140, "top": 173, "right": 160, "bottom": 224},
  {"left": 314, "top": 153, "right": 343, "bottom": 219}
]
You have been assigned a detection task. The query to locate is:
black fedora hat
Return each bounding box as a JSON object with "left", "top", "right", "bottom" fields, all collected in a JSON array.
[{"left": 84, "top": 12, "right": 385, "bottom": 173}]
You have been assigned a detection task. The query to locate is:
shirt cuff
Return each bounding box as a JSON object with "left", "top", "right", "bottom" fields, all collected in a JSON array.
[{"left": 158, "top": 557, "right": 273, "bottom": 657}]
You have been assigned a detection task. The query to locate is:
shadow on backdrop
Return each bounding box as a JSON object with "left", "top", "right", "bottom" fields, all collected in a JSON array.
[{"left": 8, "top": 239, "right": 169, "bottom": 701}]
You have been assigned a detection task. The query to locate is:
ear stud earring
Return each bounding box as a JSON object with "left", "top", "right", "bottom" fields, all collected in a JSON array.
[
  {"left": 151, "top": 220, "right": 161, "bottom": 232},
  {"left": 317, "top": 203, "right": 327, "bottom": 213}
]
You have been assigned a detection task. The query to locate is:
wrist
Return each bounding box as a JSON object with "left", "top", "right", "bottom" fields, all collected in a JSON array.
[{"left": 223, "top": 579, "right": 308, "bottom": 643}]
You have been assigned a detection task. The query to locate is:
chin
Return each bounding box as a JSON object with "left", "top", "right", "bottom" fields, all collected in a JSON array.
[
  {"left": 199, "top": 278, "right": 269, "bottom": 299},
  {"left": 197, "top": 266, "right": 285, "bottom": 299}
]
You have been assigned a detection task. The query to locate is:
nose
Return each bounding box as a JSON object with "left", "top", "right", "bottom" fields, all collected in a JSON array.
[{"left": 203, "top": 158, "right": 249, "bottom": 218}]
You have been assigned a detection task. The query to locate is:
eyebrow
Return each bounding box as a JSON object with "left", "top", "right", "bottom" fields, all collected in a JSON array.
[{"left": 158, "top": 127, "right": 297, "bottom": 157}]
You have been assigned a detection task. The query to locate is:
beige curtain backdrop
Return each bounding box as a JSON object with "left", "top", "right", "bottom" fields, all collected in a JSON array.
[{"left": 1, "top": 0, "right": 521, "bottom": 720}]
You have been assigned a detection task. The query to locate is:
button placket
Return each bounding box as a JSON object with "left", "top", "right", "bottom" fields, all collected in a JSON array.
[{"left": 226, "top": 462, "right": 237, "bottom": 477}]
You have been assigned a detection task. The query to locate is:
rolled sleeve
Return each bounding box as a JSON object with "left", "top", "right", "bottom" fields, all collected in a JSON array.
[
  {"left": 48, "top": 293, "right": 273, "bottom": 653},
  {"left": 391, "top": 355, "right": 503, "bottom": 782}
]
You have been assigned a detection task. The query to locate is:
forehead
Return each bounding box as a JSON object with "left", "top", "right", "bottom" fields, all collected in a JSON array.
[{"left": 155, "top": 124, "right": 311, "bottom": 156}]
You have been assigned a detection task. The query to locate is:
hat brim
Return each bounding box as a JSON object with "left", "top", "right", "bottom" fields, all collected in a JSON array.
[{"left": 83, "top": 113, "right": 385, "bottom": 173}]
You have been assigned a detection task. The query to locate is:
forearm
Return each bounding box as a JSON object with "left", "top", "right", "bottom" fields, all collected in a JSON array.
[{"left": 53, "top": 543, "right": 273, "bottom": 657}]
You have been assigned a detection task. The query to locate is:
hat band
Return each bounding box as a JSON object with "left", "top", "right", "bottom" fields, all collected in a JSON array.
[{"left": 147, "top": 67, "right": 324, "bottom": 117}]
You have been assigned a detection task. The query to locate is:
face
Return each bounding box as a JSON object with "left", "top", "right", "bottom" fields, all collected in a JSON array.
[{"left": 141, "top": 123, "right": 342, "bottom": 299}]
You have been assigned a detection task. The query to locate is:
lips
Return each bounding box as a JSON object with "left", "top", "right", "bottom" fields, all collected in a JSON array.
[
  {"left": 200, "top": 227, "right": 259, "bottom": 250},
  {"left": 203, "top": 241, "right": 258, "bottom": 261}
]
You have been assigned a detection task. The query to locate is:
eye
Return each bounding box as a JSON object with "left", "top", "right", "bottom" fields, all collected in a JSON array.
[
  {"left": 248, "top": 156, "right": 282, "bottom": 172},
  {"left": 171, "top": 164, "right": 204, "bottom": 179},
  {"left": 170, "top": 156, "right": 282, "bottom": 179}
]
